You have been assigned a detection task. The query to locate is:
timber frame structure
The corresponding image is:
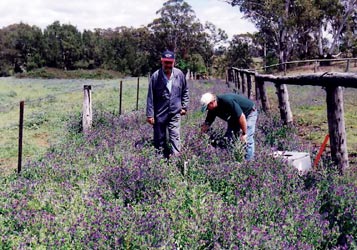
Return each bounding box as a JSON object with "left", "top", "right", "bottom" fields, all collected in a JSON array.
[{"left": 228, "top": 67, "right": 357, "bottom": 171}]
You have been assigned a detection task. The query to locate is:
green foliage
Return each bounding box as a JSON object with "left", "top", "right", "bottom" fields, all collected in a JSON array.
[
  {"left": 226, "top": 35, "right": 253, "bottom": 68},
  {"left": 0, "top": 90, "right": 17, "bottom": 103},
  {"left": 23, "top": 68, "right": 58, "bottom": 78},
  {"left": 230, "top": 138, "right": 246, "bottom": 162},
  {"left": 179, "top": 53, "right": 207, "bottom": 74},
  {"left": 24, "top": 111, "right": 49, "bottom": 130},
  {"left": 20, "top": 67, "right": 124, "bottom": 79},
  {"left": 149, "top": 0, "right": 201, "bottom": 53},
  {"left": 2, "top": 109, "right": 355, "bottom": 249},
  {"left": 147, "top": 0, "right": 221, "bottom": 74},
  {"left": 0, "top": 77, "right": 149, "bottom": 172},
  {"left": 1, "top": 77, "right": 357, "bottom": 249},
  {"left": 0, "top": 23, "right": 45, "bottom": 75},
  {"left": 227, "top": 0, "right": 355, "bottom": 66},
  {"left": 43, "top": 21, "right": 83, "bottom": 70},
  {"left": 265, "top": 51, "right": 279, "bottom": 72},
  {"left": 0, "top": 0, "right": 356, "bottom": 77},
  {"left": 259, "top": 115, "right": 299, "bottom": 150}
]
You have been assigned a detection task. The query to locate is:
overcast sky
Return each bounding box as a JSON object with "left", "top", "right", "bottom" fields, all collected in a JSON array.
[{"left": 0, "top": 0, "right": 257, "bottom": 39}]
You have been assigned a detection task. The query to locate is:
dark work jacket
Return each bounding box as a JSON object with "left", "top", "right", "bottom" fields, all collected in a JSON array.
[
  {"left": 205, "top": 93, "right": 254, "bottom": 126},
  {"left": 146, "top": 67, "right": 189, "bottom": 123}
]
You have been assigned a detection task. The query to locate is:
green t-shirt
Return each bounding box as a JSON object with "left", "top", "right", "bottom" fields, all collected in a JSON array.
[{"left": 205, "top": 93, "right": 254, "bottom": 125}]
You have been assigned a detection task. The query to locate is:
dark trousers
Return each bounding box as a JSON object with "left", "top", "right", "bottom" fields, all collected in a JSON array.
[{"left": 153, "top": 113, "right": 181, "bottom": 157}]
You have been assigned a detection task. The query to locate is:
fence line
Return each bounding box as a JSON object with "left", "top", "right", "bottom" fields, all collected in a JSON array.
[
  {"left": 0, "top": 77, "right": 147, "bottom": 174},
  {"left": 0, "top": 86, "right": 96, "bottom": 113},
  {"left": 0, "top": 81, "right": 122, "bottom": 113},
  {"left": 229, "top": 63, "right": 357, "bottom": 172},
  {"left": 0, "top": 78, "right": 146, "bottom": 129},
  {"left": 260, "top": 57, "right": 357, "bottom": 74}
]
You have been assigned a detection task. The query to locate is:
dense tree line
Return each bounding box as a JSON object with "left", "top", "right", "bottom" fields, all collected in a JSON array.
[
  {"left": 0, "top": 0, "right": 356, "bottom": 77},
  {"left": 0, "top": 0, "right": 231, "bottom": 77}
]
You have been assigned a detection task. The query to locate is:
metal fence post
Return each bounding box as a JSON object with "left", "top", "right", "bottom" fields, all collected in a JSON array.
[
  {"left": 119, "top": 81, "right": 123, "bottom": 115},
  {"left": 18, "top": 101, "right": 24, "bottom": 174}
]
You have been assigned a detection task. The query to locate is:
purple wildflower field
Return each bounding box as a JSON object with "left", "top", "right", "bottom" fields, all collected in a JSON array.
[{"left": 0, "top": 80, "right": 356, "bottom": 249}]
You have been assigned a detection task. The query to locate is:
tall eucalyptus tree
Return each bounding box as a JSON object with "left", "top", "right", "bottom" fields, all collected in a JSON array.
[
  {"left": 148, "top": 0, "right": 227, "bottom": 74},
  {"left": 148, "top": 0, "right": 207, "bottom": 70},
  {"left": 225, "top": 0, "right": 356, "bottom": 66}
]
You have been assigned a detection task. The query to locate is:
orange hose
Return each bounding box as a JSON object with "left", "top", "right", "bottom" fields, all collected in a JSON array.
[{"left": 313, "top": 134, "right": 330, "bottom": 169}]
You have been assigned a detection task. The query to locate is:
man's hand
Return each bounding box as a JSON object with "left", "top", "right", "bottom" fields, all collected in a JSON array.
[
  {"left": 201, "top": 124, "right": 209, "bottom": 133},
  {"left": 147, "top": 117, "right": 154, "bottom": 125},
  {"left": 240, "top": 134, "right": 247, "bottom": 143},
  {"left": 180, "top": 109, "right": 187, "bottom": 116}
]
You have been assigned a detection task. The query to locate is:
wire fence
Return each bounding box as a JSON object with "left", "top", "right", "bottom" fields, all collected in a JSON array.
[
  {"left": 0, "top": 77, "right": 148, "bottom": 129},
  {"left": 0, "top": 77, "right": 149, "bottom": 173}
]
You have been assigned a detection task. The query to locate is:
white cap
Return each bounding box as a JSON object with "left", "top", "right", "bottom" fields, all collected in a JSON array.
[{"left": 200, "top": 92, "right": 215, "bottom": 112}]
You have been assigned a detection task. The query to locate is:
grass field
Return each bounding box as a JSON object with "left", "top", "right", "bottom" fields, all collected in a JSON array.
[
  {"left": 1, "top": 69, "right": 356, "bottom": 176},
  {"left": 0, "top": 77, "right": 149, "bottom": 175},
  {"left": 265, "top": 83, "right": 357, "bottom": 155},
  {"left": 261, "top": 62, "right": 357, "bottom": 167}
]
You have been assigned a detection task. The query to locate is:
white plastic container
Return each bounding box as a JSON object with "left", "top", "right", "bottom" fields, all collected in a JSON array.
[{"left": 273, "top": 151, "right": 312, "bottom": 173}]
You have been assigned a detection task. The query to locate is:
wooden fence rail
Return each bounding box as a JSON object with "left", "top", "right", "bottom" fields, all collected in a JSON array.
[
  {"left": 229, "top": 67, "right": 357, "bottom": 171},
  {"left": 261, "top": 57, "right": 357, "bottom": 75}
]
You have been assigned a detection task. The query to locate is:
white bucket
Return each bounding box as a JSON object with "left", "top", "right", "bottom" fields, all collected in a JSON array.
[{"left": 273, "top": 151, "right": 312, "bottom": 173}]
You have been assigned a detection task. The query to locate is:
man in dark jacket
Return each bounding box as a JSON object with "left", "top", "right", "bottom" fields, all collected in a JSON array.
[
  {"left": 200, "top": 92, "right": 258, "bottom": 160},
  {"left": 146, "top": 50, "right": 189, "bottom": 157}
]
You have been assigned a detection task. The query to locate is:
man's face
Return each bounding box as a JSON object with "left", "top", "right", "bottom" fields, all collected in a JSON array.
[
  {"left": 161, "top": 60, "right": 175, "bottom": 74},
  {"left": 207, "top": 100, "right": 217, "bottom": 111}
]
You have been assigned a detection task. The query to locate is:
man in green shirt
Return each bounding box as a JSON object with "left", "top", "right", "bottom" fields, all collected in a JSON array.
[{"left": 200, "top": 92, "right": 258, "bottom": 160}]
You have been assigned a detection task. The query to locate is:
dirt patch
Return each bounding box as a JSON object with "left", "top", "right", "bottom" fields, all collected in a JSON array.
[
  {"left": 33, "top": 132, "right": 50, "bottom": 148},
  {"left": 0, "top": 157, "right": 17, "bottom": 176}
]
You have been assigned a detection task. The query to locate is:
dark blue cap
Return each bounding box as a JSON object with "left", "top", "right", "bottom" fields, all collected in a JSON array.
[{"left": 161, "top": 50, "right": 175, "bottom": 61}]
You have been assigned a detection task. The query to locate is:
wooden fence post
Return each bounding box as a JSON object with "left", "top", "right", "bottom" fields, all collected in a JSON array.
[
  {"left": 240, "top": 72, "right": 246, "bottom": 95},
  {"left": 227, "top": 68, "right": 233, "bottom": 88},
  {"left": 236, "top": 70, "right": 241, "bottom": 91},
  {"left": 314, "top": 60, "right": 318, "bottom": 73},
  {"left": 136, "top": 77, "right": 140, "bottom": 111},
  {"left": 326, "top": 86, "right": 349, "bottom": 171},
  {"left": 232, "top": 69, "right": 237, "bottom": 91},
  {"left": 119, "top": 80, "right": 123, "bottom": 115},
  {"left": 275, "top": 83, "right": 293, "bottom": 124},
  {"left": 82, "top": 85, "right": 92, "bottom": 134},
  {"left": 247, "top": 73, "right": 253, "bottom": 99},
  {"left": 18, "top": 101, "right": 24, "bottom": 174},
  {"left": 225, "top": 69, "right": 228, "bottom": 86},
  {"left": 255, "top": 77, "right": 270, "bottom": 112},
  {"left": 345, "top": 59, "right": 350, "bottom": 72},
  {"left": 254, "top": 74, "right": 260, "bottom": 101}
]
